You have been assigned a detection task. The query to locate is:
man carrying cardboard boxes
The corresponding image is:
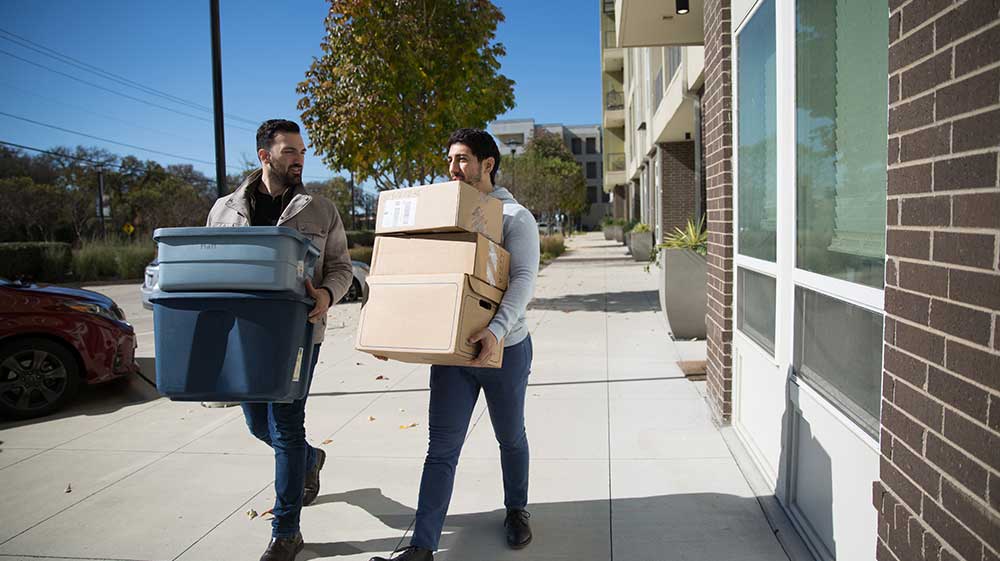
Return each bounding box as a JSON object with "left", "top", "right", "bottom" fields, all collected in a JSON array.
[{"left": 361, "top": 129, "right": 539, "bottom": 561}]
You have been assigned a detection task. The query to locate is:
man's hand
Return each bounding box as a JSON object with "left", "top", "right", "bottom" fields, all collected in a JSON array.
[
  {"left": 305, "top": 279, "right": 331, "bottom": 324},
  {"left": 468, "top": 328, "right": 498, "bottom": 367}
]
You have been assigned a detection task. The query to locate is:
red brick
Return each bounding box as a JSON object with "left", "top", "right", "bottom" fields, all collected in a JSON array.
[
  {"left": 901, "top": 123, "right": 952, "bottom": 162},
  {"left": 889, "top": 199, "right": 900, "bottom": 227},
  {"left": 990, "top": 473, "right": 1000, "bottom": 513},
  {"left": 953, "top": 108, "right": 1000, "bottom": 152},
  {"left": 943, "top": 409, "right": 1000, "bottom": 471},
  {"left": 890, "top": 137, "right": 901, "bottom": 164},
  {"left": 888, "top": 229, "right": 932, "bottom": 259},
  {"left": 893, "top": 439, "right": 943, "bottom": 497},
  {"left": 901, "top": 195, "right": 952, "bottom": 227},
  {"left": 891, "top": 25, "right": 936, "bottom": 73},
  {"left": 953, "top": 16, "right": 1000, "bottom": 77},
  {"left": 953, "top": 192, "right": 1000, "bottom": 229},
  {"left": 896, "top": 379, "right": 946, "bottom": 431},
  {"left": 891, "top": 93, "right": 937, "bottom": 134},
  {"left": 890, "top": 73, "right": 901, "bottom": 104},
  {"left": 887, "top": 287, "right": 933, "bottom": 324},
  {"left": 886, "top": 347, "right": 930, "bottom": 387},
  {"left": 899, "top": 261, "right": 950, "bottom": 298},
  {"left": 928, "top": 366, "right": 990, "bottom": 421},
  {"left": 902, "top": 0, "right": 954, "bottom": 35},
  {"left": 991, "top": 394, "right": 1000, "bottom": 432},
  {"left": 932, "top": 232, "right": 996, "bottom": 269},
  {"left": 930, "top": 300, "right": 993, "bottom": 345},
  {"left": 927, "top": 431, "right": 989, "bottom": 499},
  {"left": 936, "top": 67, "right": 1000, "bottom": 119},
  {"left": 945, "top": 339, "right": 1000, "bottom": 388},
  {"left": 923, "top": 531, "right": 943, "bottom": 561},
  {"left": 922, "top": 497, "right": 984, "bottom": 561},
  {"left": 886, "top": 316, "right": 898, "bottom": 345},
  {"left": 884, "top": 400, "right": 928, "bottom": 451},
  {"left": 934, "top": 153, "right": 998, "bottom": 192},
  {"left": 889, "top": 163, "right": 933, "bottom": 195},
  {"left": 935, "top": 0, "right": 1000, "bottom": 45},
  {"left": 883, "top": 456, "right": 924, "bottom": 511},
  {"left": 901, "top": 49, "right": 953, "bottom": 100},
  {"left": 896, "top": 321, "right": 946, "bottom": 364},
  {"left": 940, "top": 478, "right": 1000, "bottom": 552},
  {"left": 877, "top": 540, "right": 899, "bottom": 561}
]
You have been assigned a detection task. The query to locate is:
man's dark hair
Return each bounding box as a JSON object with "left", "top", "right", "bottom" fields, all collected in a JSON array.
[
  {"left": 447, "top": 128, "right": 501, "bottom": 185},
  {"left": 256, "top": 119, "right": 300, "bottom": 152}
]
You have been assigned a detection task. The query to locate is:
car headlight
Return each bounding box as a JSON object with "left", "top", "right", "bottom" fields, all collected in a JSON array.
[{"left": 66, "top": 301, "right": 123, "bottom": 322}]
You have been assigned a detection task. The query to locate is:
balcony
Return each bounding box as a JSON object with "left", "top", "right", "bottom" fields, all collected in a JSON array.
[
  {"left": 603, "top": 90, "right": 625, "bottom": 128},
  {"left": 615, "top": 0, "right": 705, "bottom": 48},
  {"left": 602, "top": 28, "right": 623, "bottom": 69},
  {"left": 603, "top": 152, "right": 626, "bottom": 191}
]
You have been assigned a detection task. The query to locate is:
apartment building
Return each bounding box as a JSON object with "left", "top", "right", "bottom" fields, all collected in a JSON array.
[{"left": 603, "top": 1, "right": 1000, "bottom": 561}]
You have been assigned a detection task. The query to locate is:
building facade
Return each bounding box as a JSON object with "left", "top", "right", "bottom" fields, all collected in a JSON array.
[
  {"left": 606, "top": 1, "right": 999, "bottom": 560},
  {"left": 489, "top": 118, "right": 612, "bottom": 229}
]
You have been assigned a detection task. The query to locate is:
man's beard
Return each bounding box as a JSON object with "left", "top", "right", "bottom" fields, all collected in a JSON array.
[
  {"left": 269, "top": 163, "right": 303, "bottom": 190},
  {"left": 453, "top": 170, "right": 481, "bottom": 185}
]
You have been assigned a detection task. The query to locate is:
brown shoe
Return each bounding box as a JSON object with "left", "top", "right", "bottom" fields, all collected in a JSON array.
[
  {"left": 260, "top": 532, "right": 304, "bottom": 561},
  {"left": 303, "top": 448, "right": 326, "bottom": 506}
]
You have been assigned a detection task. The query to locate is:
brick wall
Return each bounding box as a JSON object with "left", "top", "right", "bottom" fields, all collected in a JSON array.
[
  {"left": 703, "top": 0, "right": 735, "bottom": 424},
  {"left": 876, "top": 2, "right": 1000, "bottom": 561},
  {"left": 659, "top": 142, "right": 698, "bottom": 239}
]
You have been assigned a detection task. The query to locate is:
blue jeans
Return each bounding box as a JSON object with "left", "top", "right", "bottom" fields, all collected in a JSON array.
[
  {"left": 242, "top": 344, "right": 321, "bottom": 538},
  {"left": 411, "top": 336, "right": 533, "bottom": 551}
]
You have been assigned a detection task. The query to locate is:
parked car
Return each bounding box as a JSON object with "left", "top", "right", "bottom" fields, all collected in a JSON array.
[
  {"left": 141, "top": 259, "right": 369, "bottom": 308},
  {"left": 0, "top": 279, "right": 139, "bottom": 419}
]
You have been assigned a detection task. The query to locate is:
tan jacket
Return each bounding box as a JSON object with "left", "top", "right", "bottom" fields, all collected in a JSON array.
[{"left": 206, "top": 169, "right": 354, "bottom": 344}]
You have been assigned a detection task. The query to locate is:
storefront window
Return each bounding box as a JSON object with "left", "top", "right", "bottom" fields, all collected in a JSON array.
[
  {"left": 738, "top": 268, "right": 777, "bottom": 355},
  {"left": 736, "top": 0, "right": 777, "bottom": 262},
  {"left": 796, "top": 0, "right": 888, "bottom": 287}
]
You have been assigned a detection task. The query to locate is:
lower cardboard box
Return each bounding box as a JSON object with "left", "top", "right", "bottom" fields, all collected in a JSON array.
[{"left": 355, "top": 273, "right": 505, "bottom": 368}]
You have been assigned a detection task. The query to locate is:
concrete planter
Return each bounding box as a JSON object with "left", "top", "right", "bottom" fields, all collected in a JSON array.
[
  {"left": 628, "top": 231, "right": 653, "bottom": 262},
  {"left": 610, "top": 225, "right": 624, "bottom": 244},
  {"left": 660, "top": 248, "right": 707, "bottom": 339},
  {"left": 602, "top": 226, "right": 615, "bottom": 240}
]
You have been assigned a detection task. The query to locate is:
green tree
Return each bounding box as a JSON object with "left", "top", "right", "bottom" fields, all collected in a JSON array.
[
  {"left": 500, "top": 133, "right": 586, "bottom": 230},
  {"left": 297, "top": 0, "right": 515, "bottom": 191},
  {"left": 305, "top": 176, "right": 356, "bottom": 221}
]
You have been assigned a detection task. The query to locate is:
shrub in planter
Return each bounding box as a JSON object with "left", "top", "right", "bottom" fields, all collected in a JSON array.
[
  {"left": 650, "top": 218, "right": 708, "bottom": 339},
  {"left": 628, "top": 223, "right": 654, "bottom": 261},
  {"left": 540, "top": 234, "right": 566, "bottom": 258}
]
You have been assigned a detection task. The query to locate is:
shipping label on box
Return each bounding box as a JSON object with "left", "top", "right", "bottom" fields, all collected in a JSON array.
[
  {"left": 375, "top": 181, "right": 503, "bottom": 243},
  {"left": 355, "top": 273, "right": 505, "bottom": 368},
  {"left": 370, "top": 233, "right": 510, "bottom": 291}
]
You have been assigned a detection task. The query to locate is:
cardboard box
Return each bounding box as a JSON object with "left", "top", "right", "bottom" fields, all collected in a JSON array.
[
  {"left": 355, "top": 273, "right": 505, "bottom": 368},
  {"left": 375, "top": 181, "right": 504, "bottom": 243},
  {"left": 370, "top": 233, "right": 510, "bottom": 291}
]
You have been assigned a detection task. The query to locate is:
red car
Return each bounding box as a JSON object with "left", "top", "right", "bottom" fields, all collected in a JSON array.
[{"left": 0, "top": 279, "right": 140, "bottom": 419}]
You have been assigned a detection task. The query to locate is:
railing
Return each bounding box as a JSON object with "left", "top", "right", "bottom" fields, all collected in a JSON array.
[
  {"left": 605, "top": 30, "right": 617, "bottom": 49},
  {"left": 607, "top": 153, "right": 626, "bottom": 172},
  {"left": 603, "top": 0, "right": 615, "bottom": 14},
  {"left": 606, "top": 90, "right": 624, "bottom": 111}
]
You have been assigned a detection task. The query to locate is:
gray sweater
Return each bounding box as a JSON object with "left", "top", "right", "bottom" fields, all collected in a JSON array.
[{"left": 486, "top": 187, "right": 539, "bottom": 348}]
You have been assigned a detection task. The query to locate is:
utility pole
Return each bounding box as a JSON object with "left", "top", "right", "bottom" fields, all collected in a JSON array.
[
  {"left": 209, "top": 0, "right": 227, "bottom": 198},
  {"left": 96, "top": 168, "right": 107, "bottom": 240}
]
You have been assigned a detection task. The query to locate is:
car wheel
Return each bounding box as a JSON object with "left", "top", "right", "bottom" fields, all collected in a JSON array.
[
  {"left": 342, "top": 279, "right": 361, "bottom": 303},
  {"left": 0, "top": 338, "right": 82, "bottom": 419}
]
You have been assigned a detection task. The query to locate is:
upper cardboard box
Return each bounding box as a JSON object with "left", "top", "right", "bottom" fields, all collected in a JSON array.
[
  {"left": 375, "top": 181, "right": 503, "bottom": 243},
  {"left": 370, "top": 233, "right": 510, "bottom": 291}
]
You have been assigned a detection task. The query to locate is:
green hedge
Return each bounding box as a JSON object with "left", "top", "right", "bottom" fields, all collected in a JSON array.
[
  {"left": 0, "top": 242, "right": 72, "bottom": 282},
  {"left": 345, "top": 230, "right": 375, "bottom": 248},
  {"left": 72, "top": 241, "right": 156, "bottom": 281},
  {"left": 349, "top": 246, "right": 373, "bottom": 265}
]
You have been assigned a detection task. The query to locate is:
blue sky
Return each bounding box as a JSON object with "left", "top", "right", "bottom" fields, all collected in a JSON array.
[{"left": 0, "top": 0, "right": 600, "bottom": 186}]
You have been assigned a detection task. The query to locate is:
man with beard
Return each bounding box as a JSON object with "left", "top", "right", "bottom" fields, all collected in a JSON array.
[
  {"left": 206, "top": 119, "right": 353, "bottom": 561},
  {"left": 370, "top": 129, "right": 539, "bottom": 561}
]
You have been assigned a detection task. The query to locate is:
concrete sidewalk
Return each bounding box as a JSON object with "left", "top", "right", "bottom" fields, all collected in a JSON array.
[{"left": 0, "top": 232, "right": 789, "bottom": 561}]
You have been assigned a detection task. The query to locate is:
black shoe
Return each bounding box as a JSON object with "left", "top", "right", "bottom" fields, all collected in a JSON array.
[
  {"left": 260, "top": 532, "right": 304, "bottom": 561},
  {"left": 303, "top": 448, "right": 326, "bottom": 506},
  {"left": 369, "top": 545, "right": 433, "bottom": 561},
  {"left": 504, "top": 509, "right": 532, "bottom": 549}
]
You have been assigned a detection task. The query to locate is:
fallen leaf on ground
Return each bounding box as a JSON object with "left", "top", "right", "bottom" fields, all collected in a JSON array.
[
  {"left": 246, "top": 509, "right": 258, "bottom": 519},
  {"left": 322, "top": 439, "right": 333, "bottom": 445},
  {"left": 399, "top": 408, "right": 406, "bottom": 413},
  {"left": 356, "top": 362, "right": 363, "bottom": 366},
  {"left": 375, "top": 375, "right": 388, "bottom": 380},
  {"left": 368, "top": 416, "right": 376, "bottom": 421},
  {"left": 65, "top": 484, "right": 72, "bottom": 493},
  {"left": 399, "top": 423, "right": 419, "bottom": 429}
]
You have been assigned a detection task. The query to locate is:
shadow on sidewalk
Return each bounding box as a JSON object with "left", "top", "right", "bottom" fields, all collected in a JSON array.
[
  {"left": 528, "top": 290, "right": 660, "bottom": 314},
  {"left": 302, "top": 487, "right": 784, "bottom": 560},
  {"left": 0, "top": 371, "right": 159, "bottom": 430}
]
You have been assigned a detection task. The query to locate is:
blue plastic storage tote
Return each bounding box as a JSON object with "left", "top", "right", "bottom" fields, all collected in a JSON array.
[
  {"left": 150, "top": 290, "right": 316, "bottom": 402},
  {"left": 153, "top": 226, "right": 320, "bottom": 296}
]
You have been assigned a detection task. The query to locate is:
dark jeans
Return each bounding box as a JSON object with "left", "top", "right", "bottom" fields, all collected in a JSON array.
[
  {"left": 411, "top": 335, "right": 533, "bottom": 551},
  {"left": 242, "top": 344, "right": 321, "bottom": 538}
]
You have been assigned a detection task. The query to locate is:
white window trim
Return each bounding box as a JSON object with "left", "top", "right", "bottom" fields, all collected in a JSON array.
[{"left": 793, "top": 268, "right": 884, "bottom": 313}]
